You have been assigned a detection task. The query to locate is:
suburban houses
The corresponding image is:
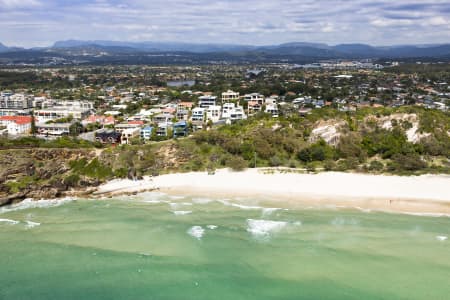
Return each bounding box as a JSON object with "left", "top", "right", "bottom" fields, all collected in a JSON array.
[{"left": 0, "top": 63, "right": 448, "bottom": 145}]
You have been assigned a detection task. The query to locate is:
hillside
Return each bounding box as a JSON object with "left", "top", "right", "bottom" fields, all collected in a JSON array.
[{"left": 1, "top": 106, "right": 449, "bottom": 206}]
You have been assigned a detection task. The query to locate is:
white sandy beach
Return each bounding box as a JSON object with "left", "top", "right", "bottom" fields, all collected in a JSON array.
[{"left": 95, "top": 169, "right": 450, "bottom": 214}]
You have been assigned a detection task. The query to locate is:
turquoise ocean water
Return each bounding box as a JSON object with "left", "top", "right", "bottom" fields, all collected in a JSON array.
[{"left": 0, "top": 193, "right": 449, "bottom": 300}]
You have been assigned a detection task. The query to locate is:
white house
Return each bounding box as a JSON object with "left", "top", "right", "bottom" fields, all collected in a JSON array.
[
  {"left": 206, "top": 105, "right": 221, "bottom": 123},
  {"left": 0, "top": 116, "right": 32, "bottom": 135},
  {"left": 121, "top": 127, "right": 141, "bottom": 144},
  {"left": 191, "top": 107, "right": 205, "bottom": 122},
  {"left": 244, "top": 93, "right": 264, "bottom": 104},
  {"left": 221, "top": 90, "right": 239, "bottom": 103},
  {"left": 34, "top": 100, "right": 93, "bottom": 123},
  {"left": 265, "top": 103, "right": 279, "bottom": 117},
  {"left": 36, "top": 123, "right": 71, "bottom": 136},
  {"left": 229, "top": 106, "right": 247, "bottom": 121},
  {"left": 221, "top": 103, "right": 236, "bottom": 119},
  {"left": 198, "top": 96, "right": 217, "bottom": 108}
]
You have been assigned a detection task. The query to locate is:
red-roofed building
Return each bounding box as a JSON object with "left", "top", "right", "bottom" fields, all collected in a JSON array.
[
  {"left": 82, "top": 115, "right": 116, "bottom": 126},
  {"left": 0, "top": 116, "right": 32, "bottom": 135},
  {"left": 162, "top": 107, "right": 176, "bottom": 114},
  {"left": 128, "top": 120, "right": 144, "bottom": 126}
]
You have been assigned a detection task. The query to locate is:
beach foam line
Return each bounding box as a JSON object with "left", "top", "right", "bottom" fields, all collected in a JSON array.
[
  {"left": 0, "top": 198, "right": 74, "bottom": 214},
  {"left": 246, "top": 219, "right": 288, "bottom": 238},
  {"left": 25, "top": 221, "right": 41, "bottom": 228},
  {"left": 0, "top": 218, "right": 20, "bottom": 225},
  {"left": 262, "top": 207, "right": 285, "bottom": 216},
  {"left": 187, "top": 226, "right": 205, "bottom": 240},
  {"left": 173, "top": 211, "right": 192, "bottom": 216},
  {"left": 331, "top": 217, "right": 359, "bottom": 226},
  {"left": 217, "top": 199, "right": 262, "bottom": 210}
]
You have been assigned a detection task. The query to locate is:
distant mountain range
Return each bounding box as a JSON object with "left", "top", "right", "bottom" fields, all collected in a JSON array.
[
  {"left": 1, "top": 40, "right": 449, "bottom": 65},
  {"left": 49, "top": 40, "right": 450, "bottom": 58}
]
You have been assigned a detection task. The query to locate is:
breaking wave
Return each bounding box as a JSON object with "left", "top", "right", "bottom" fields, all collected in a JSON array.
[
  {"left": 0, "top": 198, "right": 74, "bottom": 214},
  {"left": 187, "top": 226, "right": 205, "bottom": 240}
]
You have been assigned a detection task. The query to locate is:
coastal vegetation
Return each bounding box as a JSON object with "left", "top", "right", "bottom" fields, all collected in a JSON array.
[{"left": 1, "top": 106, "right": 449, "bottom": 205}]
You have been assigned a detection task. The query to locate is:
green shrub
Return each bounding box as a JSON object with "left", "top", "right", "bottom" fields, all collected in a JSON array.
[
  {"left": 63, "top": 174, "right": 80, "bottom": 187},
  {"left": 227, "top": 156, "right": 248, "bottom": 171},
  {"left": 368, "top": 160, "right": 384, "bottom": 172}
]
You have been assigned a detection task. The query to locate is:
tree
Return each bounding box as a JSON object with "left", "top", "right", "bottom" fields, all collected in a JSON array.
[
  {"left": 69, "top": 122, "right": 84, "bottom": 136},
  {"left": 30, "top": 111, "right": 37, "bottom": 136}
]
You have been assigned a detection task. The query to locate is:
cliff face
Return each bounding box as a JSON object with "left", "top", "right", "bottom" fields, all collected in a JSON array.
[{"left": 0, "top": 149, "right": 99, "bottom": 206}]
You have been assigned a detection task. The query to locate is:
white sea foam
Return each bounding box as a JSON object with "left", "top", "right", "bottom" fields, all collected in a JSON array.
[
  {"left": 403, "top": 212, "right": 450, "bottom": 218},
  {"left": 25, "top": 221, "right": 40, "bottom": 228},
  {"left": 169, "top": 195, "right": 185, "bottom": 200},
  {"left": 246, "top": 219, "right": 288, "bottom": 238},
  {"left": 354, "top": 206, "right": 372, "bottom": 213},
  {"left": 0, "top": 218, "right": 20, "bottom": 225},
  {"left": 143, "top": 199, "right": 166, "bottom": 204},
  {"left": 436, "top": 235, "right": 448, "bottom": 241},
  {"left": 232, "top": 203, "right": 262, "bottom": 210},
  {"left": 218, "top": 200, "right": 262, "bottom": 210},
  {"left": 207, "top": 225, "right": 218, "bottom": 230},
  {"left": 262, "top": 207, "right": 283, "bottom": 216},
  {"left": 192, "top": 198, "right": 214, "bottom": 204},
  {"left": 331, "top": 217, "right": 359, "bottom": 226},
  {"left": 173, "top": 211, "right": 192, "bottom": 216},
  {"left": 187, "top": 226, "right": 205, "bottom": 239},
  {"left": 0, "top": 198, "right": 73, "bottom": 214}
]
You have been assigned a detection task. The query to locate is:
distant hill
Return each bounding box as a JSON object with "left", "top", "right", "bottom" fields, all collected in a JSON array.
[
  {"left": 51, "top": 40, "right": 450, "bottom": 58},
  {"left": 52, "top": 40, "right": 256, "bottom": 53},
  {"left": 1, "top": 40, "right": 450, "bottom": 65},
  {"left": 0, "top": 42, "right": 9, "bottom": 53}
]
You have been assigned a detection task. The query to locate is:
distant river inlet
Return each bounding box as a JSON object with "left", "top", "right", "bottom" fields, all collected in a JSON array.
[
  {"left": 0, "top": 194, "right": 449, "bottom": 300},
  {"left": 166, "top": 80, "right": 196, "bottom": 87}
]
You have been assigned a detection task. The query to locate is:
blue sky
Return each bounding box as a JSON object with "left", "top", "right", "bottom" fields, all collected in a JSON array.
[{"left": 0, "top": 0, "right": 449, "bottom": 47}]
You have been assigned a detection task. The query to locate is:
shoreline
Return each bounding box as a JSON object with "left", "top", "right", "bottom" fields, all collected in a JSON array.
[{"left": 94, "top": 168, "right": 450, "bottom": 215}]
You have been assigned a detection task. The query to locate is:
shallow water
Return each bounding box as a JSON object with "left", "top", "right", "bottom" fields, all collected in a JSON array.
[{"left": 0, "top": 193, "right": 449, "bottom": 300}]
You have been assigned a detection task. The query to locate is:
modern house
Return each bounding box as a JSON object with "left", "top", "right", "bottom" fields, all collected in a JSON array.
[
  {"left": 140, "top": 126, "right": 153, "bottom": 141},
  {"left": 95, "top": 130, "right": 121, "bottom": 144},
  {"left": 265, "top": 103, "right": 279, "bottom": 117},
  {"left": 0, "top": 116, "right": 32, "bottom": 135},
  {"left": 198, "top": 96, "right": 217, "bottom": 108},
  {"left": 152, "top": 113, "right": 174, "bottom": 124},
  {"left": 176, "top": 109, "right": 189, "bottom": 121},
  {"left": 247, "top": 100, "right": 262, "bottom": 115},
  {"left": 191, "top": 107, "right": 205, "bottom": 130},
  {"left": 221, "top": 90, "right": 240, "bottom": 103},
  {"left": 173, "top": 121, "right": 188, "bottom": 138},
  {"left": 177, "top": 102, "right": 194, "bottom": 111},
  {"left": 244, "top": 93, "right": 264, "bottom": 104},
  {"left": 156, "top": 122, "right": 172, "bottom": 137},
  {"left": 191, "top": 107, "right": 205, "bottom": 122},
  {"left": 222, "top": 103, "right": 236, "bottom": 119},
  {"left": 121, "top": 127, "right": 140, "bottom": 144},
  {"left": 115, "top": 122, "right": 142, "bottom": 133},
  {"left": 36, "top": 123, "right": 71, "bottom": 136},
  {"left": 229, "top": 106, "right": 247, "bottom": 121},
  {"left": 34, "top": 100, "right": 93, "bottom": 123},
  {"left": 0, "top": 93, "right": 34, "bottom": 116},
  {"left": 206, "top": 105, "right": 221, "bottom": 123}
]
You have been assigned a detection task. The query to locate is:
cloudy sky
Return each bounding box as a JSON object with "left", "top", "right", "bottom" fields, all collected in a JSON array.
[{"left": 0, "top": 0, "right": 449, "bottom": 47}]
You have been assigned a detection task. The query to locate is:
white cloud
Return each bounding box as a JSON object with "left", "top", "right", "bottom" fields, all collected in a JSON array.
[
  {"left": 371, "top": 18, "right": 414, "bottom": 27},
  {"left": 0, "top": 0, "right": 449, "bottom": 47},
  {"left": 0, "top": 0, "right": 40, "bottom": 8},
  {"left": 427, "top": 16, "right": 448, "bottom": 26}
]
